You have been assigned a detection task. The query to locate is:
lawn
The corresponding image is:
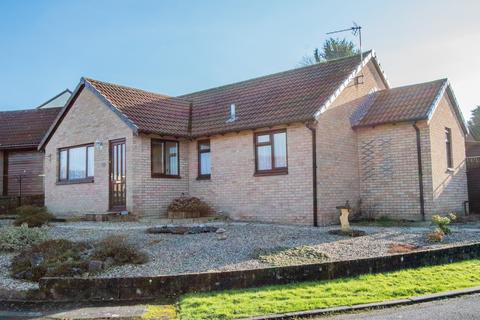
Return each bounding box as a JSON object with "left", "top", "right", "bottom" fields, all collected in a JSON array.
[{"left": 178, "top": 259, "right": 480, "bottom": 319}]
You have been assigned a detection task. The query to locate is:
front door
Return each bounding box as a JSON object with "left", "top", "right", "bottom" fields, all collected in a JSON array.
[{"left": 109, "top": 139, "right": 126, "bottom": 211}]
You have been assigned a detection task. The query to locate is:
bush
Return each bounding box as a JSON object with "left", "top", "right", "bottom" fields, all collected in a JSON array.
[
  {"left": 428, "top": 228, "right": 445, "bottom": 243},
  {"left": 432, "top": 213, "right": 457, "bottom": 235},
  {"left": 10, "top": 236, "right": 149, "bottom": 282},
  {"left": 93, "top": 235, "right": 148, "bottom": 265},
  {"left": 14, "top": 205, "right": 54, "bottom": 228},
  {"left": 0, "top": 224, "right": 49, "bottom": 252},
  {"left": 11, "top": 239, "right": 91, "bottom": 281},
  {"left": 167, "top": 196, "right": 213, "bottom": 217}
]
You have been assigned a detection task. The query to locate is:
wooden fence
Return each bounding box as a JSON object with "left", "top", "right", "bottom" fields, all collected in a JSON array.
[{"left": 467, "top": 157, "right": 480, "bottom": 213}]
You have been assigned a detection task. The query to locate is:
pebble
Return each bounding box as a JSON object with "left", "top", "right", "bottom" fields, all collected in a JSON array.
[{"left": 2, "top": 219, "right": 480, "bottom": 297}]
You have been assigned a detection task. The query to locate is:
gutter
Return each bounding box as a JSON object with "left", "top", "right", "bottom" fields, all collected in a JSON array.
[
  {"left": 413, "top": 123, "right": 426, "bottom": 221},
  {"left": 306, "top": 123, "right": 319, "bottom": 227}
]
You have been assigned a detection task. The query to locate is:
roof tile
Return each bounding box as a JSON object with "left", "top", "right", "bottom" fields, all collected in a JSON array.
[
  {"left": 352, "top": 79, "right": 447, "bottom": 128},
  {"left": 0, "top": 108, "right": 62, "bottom": 149}
]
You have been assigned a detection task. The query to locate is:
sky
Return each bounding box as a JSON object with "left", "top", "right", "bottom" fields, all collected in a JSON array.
[{"left": 0, "top": 0, "right": 479, "bottom": 120}]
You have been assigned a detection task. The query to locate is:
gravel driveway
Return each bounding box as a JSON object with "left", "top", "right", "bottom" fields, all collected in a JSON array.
[{"left": 1, "top": 219, "right": 480, "bottom": 297}]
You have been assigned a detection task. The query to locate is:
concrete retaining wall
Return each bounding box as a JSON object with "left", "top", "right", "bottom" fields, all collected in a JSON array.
[{"left": 38, "top": 242, "right": 480, "bottom": 302}]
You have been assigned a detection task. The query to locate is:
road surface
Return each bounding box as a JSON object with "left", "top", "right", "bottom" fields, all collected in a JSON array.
[{"left": 320, "top": 294, "right": 480, "bottom": 320}]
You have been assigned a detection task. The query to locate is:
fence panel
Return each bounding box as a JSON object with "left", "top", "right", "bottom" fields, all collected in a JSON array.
[{"left": 467, "top": 157, "right": 480, "bottom": 214}]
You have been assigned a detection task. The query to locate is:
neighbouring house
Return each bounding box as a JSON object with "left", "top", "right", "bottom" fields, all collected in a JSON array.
[
  {"left": 39, "top": 51, "right": 469, "bottom": 225},
  {"left": 0, "top": 90, "right": 71, "bottom": 204}
]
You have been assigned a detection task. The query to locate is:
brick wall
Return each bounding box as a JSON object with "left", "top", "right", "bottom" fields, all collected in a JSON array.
[
  {"left": 188, "top": 124, "right": 315, "bottom": 225},
  {"left": 44, "top": 88, "right": 134, "bottom": 216},
  {"left": 314, "top": 60, "right": 388, "bottom": 224},
  {"left": 130, "top": 134, "right": 189, "bottom": 217},
  {"left": 427, "top": 94, "right": 468, "bottom": 215},
  {"left": 355, "top": 92, "right": 468, "bottom": 220},
  {"left": 356, "top": 123, "right": 426, "bottom": 220}
]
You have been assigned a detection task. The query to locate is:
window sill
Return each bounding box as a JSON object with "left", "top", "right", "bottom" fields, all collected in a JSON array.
[
  {"left": 254, "top": 170, "right": 288, "bottom": 177},
  {"left": 196, "top": 175, "right": 211, "bottom": 181},
  {"left": 56, "top": 178, "right": 94, "bottom": 185},
  {"left": 151, "top": 174, "right": 181, "bottom": 179}
]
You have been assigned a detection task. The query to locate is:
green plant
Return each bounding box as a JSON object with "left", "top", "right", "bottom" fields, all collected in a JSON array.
[
  {"left": 11, "top": 239, "right": 91, "bottom": 281},
  {"left": 179, "top": 259, "right": 480, "bottom": 319},
  {"left": 427, "top": 228, "right": 445, "bottom": 243},
  {"left": 0, "top": 224, "right": 49, "bottom": 252},
  {"left": 93, "top": 235, "right": 148, "bottom": 266},
  {"left": 432, "top": 213, "right": 457, "bottom": 235},
  {"left": 253, "top": 246, "right": 328, "bottom": 266},
  {"left": 13, "top": 205, "right": 54, "bottom": 228},
  {"left": 167, "top": 196, "right": 213, "bottom": 217}
]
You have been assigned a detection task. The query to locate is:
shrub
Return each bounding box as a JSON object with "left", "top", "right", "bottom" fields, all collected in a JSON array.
[
  {"left": 93, "top": 235, "right": 148, "bottom": 265},
  {"left": 167, "top": 196, "right": 213, "bottom": 217},
  {"left": 14, "top": 205, "right": 54, "bottom": 228},
  {"left": 432, "top": 213, "right": 457, "bottom": 235},
  {"left": 428, "top": 228, "right": 445, "bottom": 243},
  {"left": 11, "top": 239, "right": 91, "bottom": 281},
  {"left": 0, "top": 224, "right": 49, "bottom": 252}
]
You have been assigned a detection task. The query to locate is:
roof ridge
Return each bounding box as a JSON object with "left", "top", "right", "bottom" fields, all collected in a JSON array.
[
  {"left": 377, "top": 78, "right": 448, "bottom": 93},
  {"left": 83, "top": 77, "right": 175, "bottom": 99},
  {"left": 83, "top": 77, "right": 194, "bottom": 105},
  {"left": 179, "top": 51, "right": 372, "bottom": 98},
  {"left": 0, "top": 107, "right": 63, "bottom": 114}
]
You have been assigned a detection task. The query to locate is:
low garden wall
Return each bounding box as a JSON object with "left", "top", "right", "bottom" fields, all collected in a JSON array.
[{"left": 38, "top": 242, "right": 480, "bottom": 302}]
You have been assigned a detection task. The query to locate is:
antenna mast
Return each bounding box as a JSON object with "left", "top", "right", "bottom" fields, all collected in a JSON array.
[{"left": 326, "top": 22, "right": 363, "bottom": 62}]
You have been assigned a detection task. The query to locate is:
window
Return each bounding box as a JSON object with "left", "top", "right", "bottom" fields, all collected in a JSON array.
[
  {"left": 254, "top": 130, "right": 287, "bottom": 175},
  {"left": 151, "top": 139, "right": 180, "bottom": 178},
  {"left": 58, "top": 144, "right": 94, "bottom": 182},
  {"left": 198, "top": 140, "right": 211, "bottom": 179},
  {"left": 445, "top": 128, "right": 453, "bottom": 169}
]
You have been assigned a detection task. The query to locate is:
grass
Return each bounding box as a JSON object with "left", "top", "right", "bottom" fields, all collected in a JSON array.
[{"left": 178, "top": 259, "right": 480, "bottom": 319}]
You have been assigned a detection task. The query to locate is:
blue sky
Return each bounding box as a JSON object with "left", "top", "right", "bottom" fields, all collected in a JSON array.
[{"left": 1, "top": 0, "right": 479, "bottom": 119}]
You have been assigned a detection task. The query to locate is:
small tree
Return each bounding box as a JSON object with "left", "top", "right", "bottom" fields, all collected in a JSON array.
[
  {"left": 468, "top": 106, "right": 480, "bottom": 140},
  {"left": 300, "top": 37, "right": 359, "bottom": 66}
]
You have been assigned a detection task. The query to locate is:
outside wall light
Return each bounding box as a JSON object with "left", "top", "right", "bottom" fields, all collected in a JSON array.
[{"left": 95, "top": 140, "right": 104, "bottom": 150}]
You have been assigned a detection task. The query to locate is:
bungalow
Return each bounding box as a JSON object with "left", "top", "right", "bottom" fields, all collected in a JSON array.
[
  {"left": 0, "top": 90, "right": 70, "bottom": 200},
  {"left": 39, "top": 51, "right": 469, "bottom": 225}
]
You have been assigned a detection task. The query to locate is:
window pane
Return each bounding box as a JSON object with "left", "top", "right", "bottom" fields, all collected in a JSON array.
[
  {"left": 152, "top": 142, "right": 164, "bottom": 174},
  {"left": 68, "top": 146, "right": 86, "bottom": 179},
  {"left": 87, "top": 146, "right": 94, "bottom": 177},
  {"left": 200, "top": 152, "right": 211, "bottom": 175},
  {"left": 59, "top": 150, "right": 67, "bottom": 180},
  {"left": 199, "top": 141, "right": 210, "bottom": 151},
  {"left": 273, "top": 132, "right": 287, "bottom": 168},
  {"left": 165, "top": 142, "right": 178, "bottom": 175},
  {"left": 257, "top": 134, "right": 270, "bottom": 143},
  {"left": 257, "top": 145, "right": 272, "bottom": 170}
]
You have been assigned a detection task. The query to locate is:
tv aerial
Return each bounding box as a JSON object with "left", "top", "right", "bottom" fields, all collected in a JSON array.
[{"left": 327, "top": 22, "right": 363, "bottom": 61}]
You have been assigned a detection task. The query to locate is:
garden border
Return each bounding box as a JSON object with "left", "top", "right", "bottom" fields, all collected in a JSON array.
[{"left": 35, "top": 242, "right": 480, "bottom": 302}]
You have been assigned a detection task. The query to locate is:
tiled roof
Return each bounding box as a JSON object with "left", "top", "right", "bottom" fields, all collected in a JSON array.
[
  {"left": 0, "top": 107, "right": 62, "bottom": 150},
  {"left": 352, "top": 79, "right": 448, "bottom": 128},
  {"left": 182, "top": 53, "right": 367, "bottom": 136},
  {"left": 84, "top": 79, "right": 192, "bottom": 137}
]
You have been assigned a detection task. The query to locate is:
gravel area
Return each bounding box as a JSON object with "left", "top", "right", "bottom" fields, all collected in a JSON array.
[{"left": 1, "top": 219, "right": 480, "bottom": 296}]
